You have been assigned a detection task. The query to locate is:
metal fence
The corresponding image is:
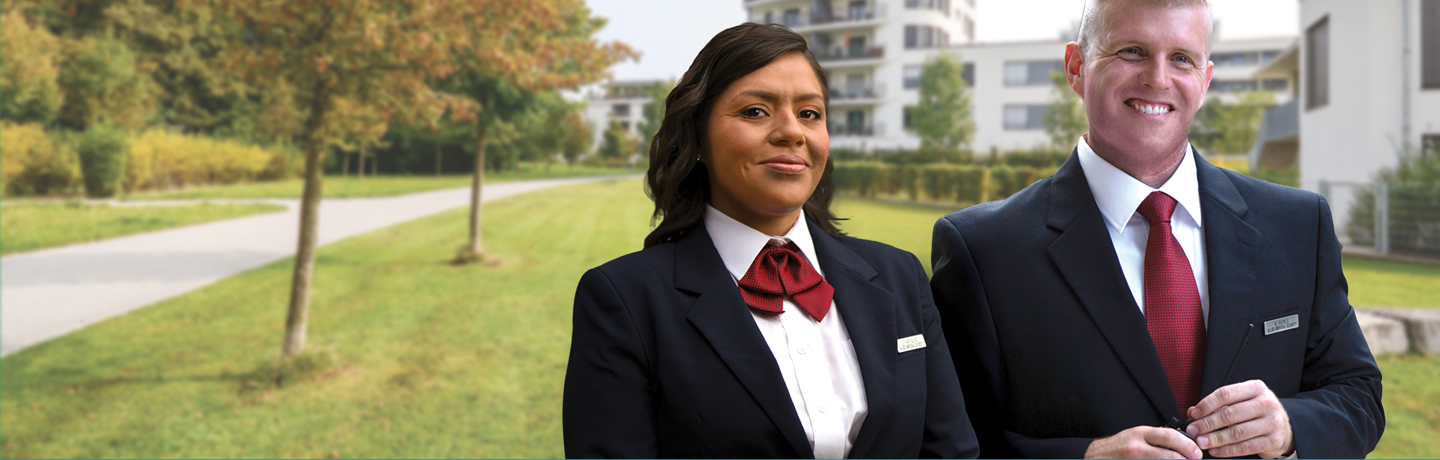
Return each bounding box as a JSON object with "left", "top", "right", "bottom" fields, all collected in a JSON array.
[{"left": 1322, "top": 180, "right": 1440, "bottom": 259}]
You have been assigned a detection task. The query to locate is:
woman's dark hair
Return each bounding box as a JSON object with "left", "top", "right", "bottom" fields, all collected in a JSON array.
[{"left": 643, "top": 23, "right": 843, "bottom": 248}]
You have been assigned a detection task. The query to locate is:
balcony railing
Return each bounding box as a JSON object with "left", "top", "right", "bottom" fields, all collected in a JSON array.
[
  {"left": 827, "top": 122, "right": 883, "bottom": 137},
  {"left": 810, "top": 4, "right": 887, "bottom": 25},
  {"left": 814, "top": 45, "right": 884, "bottom": 61},
  {"left": 829, "top": 84, "right": 885, "bottom": 100}
]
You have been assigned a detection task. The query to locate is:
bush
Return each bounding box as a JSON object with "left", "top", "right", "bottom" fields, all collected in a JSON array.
[
  {"left": 953, "top": 165, "right": 986, "bottom": 204},
  {"left": 1, "top": 122, "right": 79, "bottom": 196},
  {"left": 77, "top": 124, "right": 129, "bottom": 197},
  {"left": 833, "top": 161, "right": 1046, "bottom": 205},
  {"left": 124, "top": 129, "right": 285, "bottom": 192}
]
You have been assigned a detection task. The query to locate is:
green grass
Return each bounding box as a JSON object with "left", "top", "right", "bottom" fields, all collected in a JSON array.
[
  {"left": 1, "top": 183, "right": 1434, "bottom": 458},
  {"left": 124, "top": 164, "right": 639, "bottom": 200},
  {"left": 1369, "top": 354, "right": 1440, "bottom": 459},
  {"left": 1342, "top": 257, "right": 1440, "bottom": 307},
  {"left": 1, "top": 202, "right": 286, "bottom": 255}
]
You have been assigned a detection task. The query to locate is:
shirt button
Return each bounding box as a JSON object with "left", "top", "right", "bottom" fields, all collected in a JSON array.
[
  {"left": 818, "top": 405, "right": 829, "bottom": 413},
  {"left": 797, "top": 346, "right": 809, "bottom": 355}
]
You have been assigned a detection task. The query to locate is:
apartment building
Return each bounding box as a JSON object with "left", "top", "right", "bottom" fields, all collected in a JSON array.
[
  {"left": 581, "top": 80, "right": 661, "bottom": 155},
  {"left": 582, "top": 1, "right": 1298, "bottom": 156},
  {"left": 1283, "top": 0, "right": 1439, "bottom": 192}
]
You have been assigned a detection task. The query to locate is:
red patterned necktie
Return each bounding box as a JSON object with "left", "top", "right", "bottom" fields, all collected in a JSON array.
[
  {"left": 1137, "top": 191, "right": 1207, "bottom": 412},
  {"left": 738, "top": 241, "right": 834, "bottom": 322}
]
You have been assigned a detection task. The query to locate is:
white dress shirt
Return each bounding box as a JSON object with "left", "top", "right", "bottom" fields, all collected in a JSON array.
[
  {"left": 704, "top": 205, "right": 868, "bottom": 459},
  {"left": 1076, "top": 137, "right": 1210, "bottom": 326}
]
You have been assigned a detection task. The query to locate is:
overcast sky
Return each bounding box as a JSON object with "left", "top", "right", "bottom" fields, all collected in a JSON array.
[{"left": 586, "top": 0, "right": 1299, "bottom": 82}]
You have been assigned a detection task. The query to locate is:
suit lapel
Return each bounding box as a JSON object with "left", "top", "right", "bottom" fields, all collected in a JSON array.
[
  {"left": 807, "top": 221, "right": 896, "bottom": 459},
  {"left": 676, "top": 226, "right": 813, "bottom": 458},
  {"left": 1045, "top": 152, "right": 1180, "bottom": 420},
  {"left": 1193, "top": 153, "right": 1263, "bottom": 396}
]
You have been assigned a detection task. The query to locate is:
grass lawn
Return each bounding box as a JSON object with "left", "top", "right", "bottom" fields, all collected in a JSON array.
[
  {"left": 1, "top": 180, "right": 1434, "bottom": 457},
  {"left": 1, "top": 202, "right": 286, "bottom": 255},
  {"left": 124, "top": 164, "right": 639, "bottom": 200}
]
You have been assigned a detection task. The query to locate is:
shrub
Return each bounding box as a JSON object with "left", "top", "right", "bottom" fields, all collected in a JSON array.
[
  {"left": 124, "top": 129, "right": 282, "bottom": 192},
  {"left": 77, "top": 124, "right": 130, "bottom": 197},
  {"left": 954, "top": 165, "right": 986, "bottom": 204},
  {"left": 1, "top": 122, "right": 79, "bottom": 196}
]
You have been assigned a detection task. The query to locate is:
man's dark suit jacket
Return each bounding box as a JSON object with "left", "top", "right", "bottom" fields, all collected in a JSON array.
[
  {"left": 930, "top": 150, "right": 1383, "bottom": 458},
  {"left": 564, "top": 218, "right": 980, "bottom": 458}
]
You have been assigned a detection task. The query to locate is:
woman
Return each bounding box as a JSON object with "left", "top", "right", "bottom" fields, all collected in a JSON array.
[{"left": 563, "top": 23, "right": 978, "bottom": 459}]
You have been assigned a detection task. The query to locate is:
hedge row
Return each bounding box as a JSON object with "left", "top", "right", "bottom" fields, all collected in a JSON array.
[
  {"left": 832, "top": 161, "right": 1057, "bottom": 205},
  {"left": 0, "top": 123, "right": 293, "bottom": 197}
]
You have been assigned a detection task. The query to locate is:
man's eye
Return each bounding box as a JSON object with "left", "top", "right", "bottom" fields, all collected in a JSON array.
[
  {"left": 799, "top": 109, "right": 822, "bottom": 120},
  {"left": 1119, "top": 47, "right": 1142, "bottom": 59},
  {"left": 1174, "top": 55, "right": 1194, "bottom": 67},
  {"left": 741, "top": 107, "right": 768, "bottom": 118}
]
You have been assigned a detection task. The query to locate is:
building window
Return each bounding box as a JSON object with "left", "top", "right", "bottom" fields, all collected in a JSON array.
[
  {"left": 1210, "top": 80, "right": 1258, "bottom": 93},
  {"left": 904, "top": 65, "right": 922, "bottom": 89},
  {"left": 783, "top": 8, "right": 800, "bottom": 28},
  {"left": 1004, "top": 60, "right": 1064, "bottom": 86},
  {"left": 1424, "top": 0, "right": 1440, "bottom": 89},
  {"left": 1424, "top": 134, "right": 1440, "bottom": 159},
  {"left": 1306, "top": 16, "right": 1330, "bottom": 109},
  {"left": 1003, "top": 105, "right": 1049, "bottom": 130},
  {"left": 961, "top": 62, "right": 974, "bottom": 87},
  {"left": 904, "top": 106, "right": 915, "bottom": 130},
  {"left": 764, "top": 11, "right": 773, "bottom": 24},
  {"left": 612, "top": 103, "right": 630, "bottom": 117},
  {"left": 904, "top": 25, "right": 944, "bottom": 49}
]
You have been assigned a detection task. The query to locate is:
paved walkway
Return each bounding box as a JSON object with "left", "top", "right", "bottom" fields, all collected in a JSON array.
[{"left": 1, "top": 175, "right": 637, "bottom": 356}]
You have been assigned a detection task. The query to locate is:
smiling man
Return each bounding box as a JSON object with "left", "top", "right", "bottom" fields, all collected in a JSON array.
[{"left": 929, "top": 0, "right": 1384, "bottom": 458}]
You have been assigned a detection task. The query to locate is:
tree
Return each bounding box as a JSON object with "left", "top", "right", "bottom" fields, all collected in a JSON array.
[
  {"left": 444, "top": 0, "right": 635, "bottom": 264},
  {"left": 1043, "top": 70, "right": 1088, "bottom": 151},
  {"left": 1191, "top": 90, "right": 1275, "bottom": 155},
  {"left": 57, "top": 35, "right": 157, "bottom": 129},
  {"left": 597, "top": 119, "right": 637, "bottom": 162},
  {"left": 911, "top": 53, "right": 975, "bottom": 158},
  {"left": 560, "top": 111, "right": 593, "bottom": 166},
  {"left": 1, "top": 9, "right": 64, "bottom": 125},
  {"left": 218, "top": 0, "right": 479, "bottom": 358},
  {"left": 635, "top": 79, "right": 674, "bottom": 152}
]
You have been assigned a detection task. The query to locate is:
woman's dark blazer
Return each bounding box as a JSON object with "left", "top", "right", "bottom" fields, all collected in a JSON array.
[{"left": 563, "top": 217, "right": 979, "bottom": 458}]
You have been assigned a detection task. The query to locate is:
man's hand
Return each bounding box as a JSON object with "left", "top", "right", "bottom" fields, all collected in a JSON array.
[
  {"left": 1085, "top": 426, "right": 1202, "bottom": 459},
  {"left": 1185, "top": 380, "right": 1295, "bottom": 458}
]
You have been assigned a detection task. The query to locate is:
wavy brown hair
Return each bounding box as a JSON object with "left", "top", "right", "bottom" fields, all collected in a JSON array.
[{"left": 643, "top": 23, "right": 842, "bottom": 248}]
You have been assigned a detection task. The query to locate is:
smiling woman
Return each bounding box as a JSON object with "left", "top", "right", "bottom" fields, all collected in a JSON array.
[{"left": 563, "top": 23, "right": 980, "bottom": 459}]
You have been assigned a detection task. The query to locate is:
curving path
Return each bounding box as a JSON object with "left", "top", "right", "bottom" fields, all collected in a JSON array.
[{"left": 0, "top": 175, "right": 638, "bottom": 356}]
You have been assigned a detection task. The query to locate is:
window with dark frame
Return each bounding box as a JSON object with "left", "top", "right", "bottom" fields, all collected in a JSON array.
[
  {"left": 1424, "top": 0, "right": 1440, "bottom": 89},
  {"left": 961, "top": 62, "right": 974, "bottom": 87},
  {"left": 904, "top": 65, "right": 922, "bottom": 89},
  {"left": 1306, "top": 16, "right": 1330, "bottom": 109},
  {"left": 903, "top": 106, "right": 915, "bottom": 130}
]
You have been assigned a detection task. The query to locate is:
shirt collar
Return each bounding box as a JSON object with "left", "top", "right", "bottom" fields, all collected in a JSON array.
[
  {"left": 1076, "top": 136, "right": 1203, "bottom": 234},
  {"left": 704, "top": 205, "right": 823, "bottom": 280}
]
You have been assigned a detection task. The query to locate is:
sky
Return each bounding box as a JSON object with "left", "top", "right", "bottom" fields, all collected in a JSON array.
[{"left": 585, "top": 0, "right": 1299, "bottom": 82}]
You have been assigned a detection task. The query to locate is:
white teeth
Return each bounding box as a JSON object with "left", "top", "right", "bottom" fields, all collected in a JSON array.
[{"left": 1132, "top": 103, "right": 1170, "bottom": 115}]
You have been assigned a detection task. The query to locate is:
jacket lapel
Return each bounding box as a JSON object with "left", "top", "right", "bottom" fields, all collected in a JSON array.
[
  {"left": 676, "top": 226, "right": 813, "bottom": 458},
  {"left": 1193, "top": 153, "right": 1263, "bottom": 396},
  {"left": 1045, "top": 152, "right": 1180, "bottom": 420},
  {"left": 807, "top": 220, "right": 897, "bottom": 459}
]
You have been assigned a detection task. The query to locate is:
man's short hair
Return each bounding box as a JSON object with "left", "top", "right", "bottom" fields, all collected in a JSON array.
[{"left": 1075, "top": 0, "right": 1214, "bottom": 61}]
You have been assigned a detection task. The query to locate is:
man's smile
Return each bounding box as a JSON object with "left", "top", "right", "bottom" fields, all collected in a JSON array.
[{"left": 1126, "top": 98, "right": 1174, "bottom": 116}]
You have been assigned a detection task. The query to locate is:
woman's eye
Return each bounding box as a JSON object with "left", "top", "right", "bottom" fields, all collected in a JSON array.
[
  {"left": 741, "top": 107, "right": 768, "bottom": 118},
  {"left": 800, "top": 109, "right": 822, "bottom": 120}
]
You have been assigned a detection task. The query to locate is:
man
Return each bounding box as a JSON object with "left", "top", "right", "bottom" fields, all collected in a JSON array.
[{"left": 930, "top": 0, "right": 1384, "bottom": 458}]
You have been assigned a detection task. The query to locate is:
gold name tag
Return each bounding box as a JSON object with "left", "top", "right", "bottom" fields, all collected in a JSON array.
[{"left": 897, "top": 334, "right": 927, "bottom": 353}]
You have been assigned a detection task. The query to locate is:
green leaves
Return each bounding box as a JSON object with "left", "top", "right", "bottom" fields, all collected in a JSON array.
[{"left": 912, "top": 53, "right": 975, "bottom": 156}]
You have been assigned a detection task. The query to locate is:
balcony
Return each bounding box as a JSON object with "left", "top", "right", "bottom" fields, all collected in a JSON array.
[
  {"left": 793, "top": 3, "right": 887, "bottom": 33},
  {"left": 828, "top": 122, "right": 883, "bottom": 137},
  {"left": 814, "top": 45, "right": 884, "bottom": 62},
  {"left": 829, "top": 84, "right": 885, "bottom": 106}
]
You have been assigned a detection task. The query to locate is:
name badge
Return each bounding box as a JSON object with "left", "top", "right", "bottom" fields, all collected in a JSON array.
[
  {"left": 897, "top": 334, "right": 927, "bottom": 353},
  {"left": 1264, "top": 314, "right": 1300, "bottom": 335}
]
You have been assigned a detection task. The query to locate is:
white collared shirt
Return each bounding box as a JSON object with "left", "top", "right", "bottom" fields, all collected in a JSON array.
[
  {"left": 704, "top": 205, "right": 868, "bottom": 459},
  {"left": 1076, "top": 137, "right": 1211, "bottom": 326}
]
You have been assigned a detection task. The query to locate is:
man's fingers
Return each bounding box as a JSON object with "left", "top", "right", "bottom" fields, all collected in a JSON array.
[
  {"left": 1142, "top": 427, "right": 1203, "bottom": 459},
  {"left": 1189, "top": 380, "right": 1265, "bottom": 421},
  {"left": 1195, "top": 417, "right": 1270, "bottom": 450},
  {"left": 1209, "top": 431, "right": 1285, "bottom": 458}
]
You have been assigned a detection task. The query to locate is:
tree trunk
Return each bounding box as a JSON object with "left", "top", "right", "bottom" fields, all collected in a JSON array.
[
  {"left": 283, "top": 77, "right": 332, "bottom": 358},
  {"left": 341, "top": 152, "right": 349, "bottom": 179},
  {"left": 467, "top": 123, "right": 487, "bottom": 257},
  {"left": 436, "top": 143, "right": 442, "bottom": 176},
  {"left": 357, "top": 150, "right": 365, "bottom": 181}
]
